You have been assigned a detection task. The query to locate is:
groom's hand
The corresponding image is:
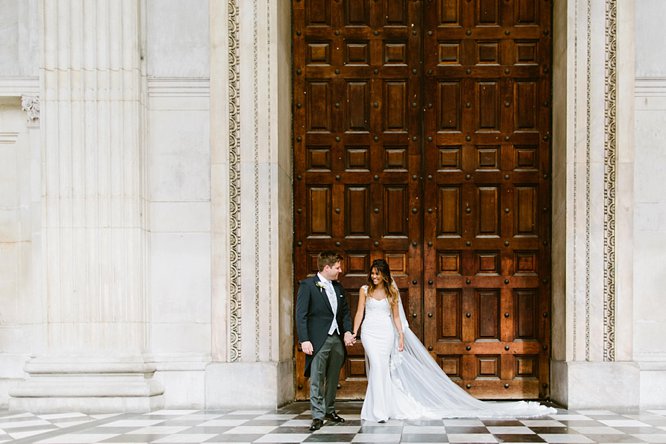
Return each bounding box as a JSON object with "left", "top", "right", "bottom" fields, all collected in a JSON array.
[
  {"left": 301, "top": 341, "right": 313, "bottom": 355},
  {"left": 343, "top": 331, "right": 355, "bottom": 347}
]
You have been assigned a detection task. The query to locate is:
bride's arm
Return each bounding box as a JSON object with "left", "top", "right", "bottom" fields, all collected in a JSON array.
[
  {"left": 391, "top": 302, "right": 404, "bottom": 352},
  {"left": 352, "top": 286, "right": 366, "bottom": 340}
]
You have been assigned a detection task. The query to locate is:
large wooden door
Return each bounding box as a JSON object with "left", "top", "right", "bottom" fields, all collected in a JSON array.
[{"left": 293, "top": 0, "right": 551, "bottom": 400}]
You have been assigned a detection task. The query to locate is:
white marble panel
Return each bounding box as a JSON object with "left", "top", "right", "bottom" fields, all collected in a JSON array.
[
  {"left": 153, "top": 370, "right": 205, "bottom": 409},
  {"left": 205, "top": 361, "right": 293, "bottom": 409},
  {"left": 0, "top": 208, "right": 18, "bottom": 242},
  {"left": 0, "top": 0, "right": 38, "bottom": 76},
  {"left": 148, "top": 109, "right": 210, "bottom": 202},
  {"left": 150, "top": 202, "right": 210, "bottom": 233},
  {"left": 150, "top": 323, "right": 210, "bottom": 355},
  {"left": 636, "top": 203, "right": 661, "bottom": 231},
  {"left": 146, "top": 0, "right": 209, "bottom": 77},
  {"left": 0, "top": 144, "right": 18, "bottom": 207},
  {"left": 0, "top": 1, "right": 19, "bottom": 73},
  {"left": 150, "top": 232, "right": 211, "bottom": 324},
  {"left": 635, "top": 0, "right": 666, "bottom": 77},
  {"left": 634, "top": 233, "right": 666, "bottom": 322},
  {"left": 640, "top": 363, "right": 666, "bottom": 409},
  {"left": 635, "top": 321, "right": 666, "bottom": 356},
  {"left": 566, "top": 361, "right": 640, "bottom": 409}
]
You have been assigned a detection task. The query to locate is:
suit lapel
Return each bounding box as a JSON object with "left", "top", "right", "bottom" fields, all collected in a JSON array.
[{"left": 315, "top": 276, "right": 334, "bottom": 314}]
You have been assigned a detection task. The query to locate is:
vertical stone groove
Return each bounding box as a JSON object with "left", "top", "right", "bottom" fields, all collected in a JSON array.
[
  {"left": 42, "top": 0, "right": 144, "bottom": 352},
  {"left": 584, "top": 0, "right": 592, "bottom": 362}
]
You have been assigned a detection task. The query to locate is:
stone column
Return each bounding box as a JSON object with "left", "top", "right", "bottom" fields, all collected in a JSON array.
[
  {"left": 551, "top": 0, "right": 638, "bottom": 409},
  {"left": 9, "top": 0, "right": 163, "bottom": 412}
]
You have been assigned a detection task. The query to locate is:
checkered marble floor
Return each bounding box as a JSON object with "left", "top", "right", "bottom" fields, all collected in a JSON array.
[{"left": 2, "top": 402, "right": 666, "bottom": 443}]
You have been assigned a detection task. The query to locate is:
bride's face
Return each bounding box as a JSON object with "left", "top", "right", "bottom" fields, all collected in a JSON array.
[{"left": 370, "top": 268, "right": 383, "bottom": 286}]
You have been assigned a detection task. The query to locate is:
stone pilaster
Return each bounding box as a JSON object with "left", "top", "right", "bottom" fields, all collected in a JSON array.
[
  {"left": 550, "top": 0, "right": 638, "bottom": 409},
  {"left": 206, "top": 0, "right": 294, "bottom": 408},
  {"left": 9, "top": 0, "right": 162, "bottom": 412}
]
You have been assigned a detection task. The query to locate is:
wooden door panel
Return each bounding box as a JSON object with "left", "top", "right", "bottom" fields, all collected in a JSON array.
[
  {"left": 294, "top": 0, "right": 423, "bottom": 400},
  {"left": 423, "top": 0, "right": 550, "bottom": 400},
  {"left": 294, "top": 0, "right": 549, "bottom": 400},
  {"left": 345, "top": 186, "right": 370, "bottom": 237}
]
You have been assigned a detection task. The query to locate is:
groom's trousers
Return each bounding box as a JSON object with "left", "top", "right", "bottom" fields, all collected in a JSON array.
[{"left": 309, "top": 333, "right": 345, "bottom": 420}]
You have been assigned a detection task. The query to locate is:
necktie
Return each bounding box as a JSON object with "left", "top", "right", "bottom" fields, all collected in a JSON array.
[{"left": 325, "top": 280, "right": 339, "bottom": 334}]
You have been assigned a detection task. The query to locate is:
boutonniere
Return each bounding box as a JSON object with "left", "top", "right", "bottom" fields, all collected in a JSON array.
[{"left": 315, "top": 281, "right": 326, "bottom": 291}]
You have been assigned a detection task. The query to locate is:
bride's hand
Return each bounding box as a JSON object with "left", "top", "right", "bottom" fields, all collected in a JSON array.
[{"left": 398, "top": 334, "right": 404, "bottom": 352}]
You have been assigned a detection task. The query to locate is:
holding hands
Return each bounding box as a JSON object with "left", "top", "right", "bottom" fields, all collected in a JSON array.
[{"left": 344, "top": 331, "right": 356, "bottom": 347}]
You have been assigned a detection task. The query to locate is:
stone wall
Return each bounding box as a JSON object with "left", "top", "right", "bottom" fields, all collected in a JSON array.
[{"left": 634, "top": 0, "right": 666, "bottom": 409}]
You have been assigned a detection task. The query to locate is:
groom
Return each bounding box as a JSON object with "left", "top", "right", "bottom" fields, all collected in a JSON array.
[{"left": 296, "top": 251, "right": 354, "bottom": 431}]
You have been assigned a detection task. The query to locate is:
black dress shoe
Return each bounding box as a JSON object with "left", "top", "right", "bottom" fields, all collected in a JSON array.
[
  {"left": 325, "top": 411, "right": 345, "bottom": 423},
  {"left": 309, "top": 418, "right": 324, "bottom": 431}
]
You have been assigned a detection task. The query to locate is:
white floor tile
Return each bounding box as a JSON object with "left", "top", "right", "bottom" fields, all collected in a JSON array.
[
  {"left": 11, "top": 429, "right": 58, "bottom": 440},
  {"left": 152, "top": 434, "right": 217, "bottom": 443},
  {"left": 352, "top": 433, "right": 402, "bottom": 442},
  {"left": 254, "top": 433, "right": 310, "bottom": 443},
  {"left": 37, "top": 433, "right": 119, "bottom": 443},
  {"left": 0, "top": 413, "right": 33, "bottom": 420},
  {"left": 537, "top": 434, "right": 595, "bottom": 443},
  {"left": 570, "top": 426, "right": 625, "bottom": 434},
  {"left": 575, "top": 410, "right": 616, "bottom": 415},
  {"left": 223, "top": 425, "right": 278, "bottom": 434},
  {"left": 38, "top": 413, "right": 89, "bottom": 420},
  {"left": 90, "top": 413, "right": 123, "bottom": 420},
  {"left": 54, "top": 420, "right": 95, "bottom": 428},
  {"left": 281, "top": 419, "right": 312, "bottom": 427},
  {"left": 551, "top": 415, "right": 593, "bottom": 421},
  {"left": 0, "top": 419, "right": 52, "bottom": 428},
  {"left": 447, "top": 433, "right": 498, "bottom": 443},
  {"left": 443, "top": 419, "right": 485, "bottom": 426},
  {"left": 127, "top": 426, "right": 191, "bottom": 435},
  {"left": 599, "top": 420, "right": 650, "bottom": 427},
  {"left": 630, "top": 435, "right": 666, "bottom": 443},
  {"left": 200, "top": 419, "right": 249, "bottom": 426},
  {"left": 100, "top": 420, "right": 165, "bottom": 428},
  {"left": 227, "top": 410, "right": 270, "bottom": 415},
  {"left": 402, "top": 425, "right": 448, "bottom": 434},
  {"left": 145, "top": 410, "right": 199, "bottom": 416},
  {"left": 257, "top": 414, "right": 299, "bottom": 420}
]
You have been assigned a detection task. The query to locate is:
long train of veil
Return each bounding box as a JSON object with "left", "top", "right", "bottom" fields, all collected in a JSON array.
[{"left": 388, "top": 281, "right": 557, "bottom": 419}]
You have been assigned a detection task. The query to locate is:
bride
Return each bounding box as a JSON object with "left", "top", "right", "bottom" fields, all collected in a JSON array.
[{"left": 351, "top": 259, "right": 556, "bottom": 422}]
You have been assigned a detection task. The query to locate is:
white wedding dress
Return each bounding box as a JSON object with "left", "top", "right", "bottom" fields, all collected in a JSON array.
[{"left": 360, "top": 285, "right": 556, "bottom": 421}]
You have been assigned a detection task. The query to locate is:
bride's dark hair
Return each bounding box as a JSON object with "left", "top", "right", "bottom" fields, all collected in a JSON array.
[{"left": 367, "top": 259, "right": 400, "bottom": 306}]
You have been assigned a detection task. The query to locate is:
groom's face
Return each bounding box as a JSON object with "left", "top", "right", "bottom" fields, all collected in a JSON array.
[{"left": 323, "top": 261, "right": 343, "bottom": 281}]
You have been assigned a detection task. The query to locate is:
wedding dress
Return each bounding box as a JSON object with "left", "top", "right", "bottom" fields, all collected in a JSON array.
[{"left": 360, "top": 284, "right": 556, "bottom": 421}]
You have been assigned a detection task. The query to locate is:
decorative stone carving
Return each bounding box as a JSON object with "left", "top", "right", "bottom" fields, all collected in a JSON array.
[
  {"left": 21, "top": 95, "right": 40, "bottom": 123},
  {"left": 603, "top": 0, "right": 618, "bottom": 363}
]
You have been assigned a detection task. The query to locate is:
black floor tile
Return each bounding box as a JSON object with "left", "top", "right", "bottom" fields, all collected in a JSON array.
[
  {"left": 494, "top": 434, "right": 546, "bottom": 443},
  {"left": 483, "top": 420, "right": 525, "bottom": 426},
  {"left": 530, "top": 427, "right": 578, "bottom": 434},
  {"left": 445, "top": 426, "right": 490, "bottom": 434},
  {"left": 304, "top": 434, "right": 357, "bottom": 442}
]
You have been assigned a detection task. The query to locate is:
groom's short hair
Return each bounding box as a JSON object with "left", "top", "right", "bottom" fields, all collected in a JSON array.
[{"left": 317, "top": 251, "right": 343, "bottom": 271}]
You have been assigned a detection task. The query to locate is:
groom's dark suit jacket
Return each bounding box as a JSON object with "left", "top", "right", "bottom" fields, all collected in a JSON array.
[{"left": 295, "top": 275, "right": 353, "bottom": 377}]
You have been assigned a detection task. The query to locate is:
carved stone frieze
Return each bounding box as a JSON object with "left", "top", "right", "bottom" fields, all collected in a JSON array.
[{"left": 21, "top": 95, "right": 40, "bottom": 123}]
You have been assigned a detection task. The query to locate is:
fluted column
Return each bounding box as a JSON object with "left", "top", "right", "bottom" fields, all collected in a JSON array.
[{"left": 9, "top": 0, "right": 162, "bottom": 412}]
